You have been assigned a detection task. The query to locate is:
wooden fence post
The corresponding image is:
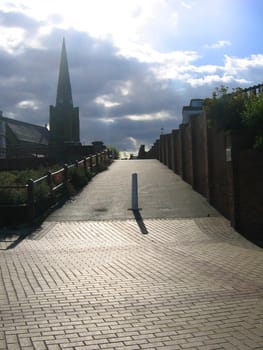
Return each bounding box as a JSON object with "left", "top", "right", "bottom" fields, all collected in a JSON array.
[
  {"left": 89, "top": 157, "right": 93, "bottom": 172},
  {"left": 83, "top": 157, "right": 89, "bottom": 176},
  {"left": 47, "top": 171, "right": 54, "bottom": 203},
  {"left": 63, "top": 164, "right": 68, "bottom": 184},
  {"left": 96, "top": 153, "right": 99, "bottom": 173},
  {"left": 27, "top": 178, "right": 35, "bottom": 221}
]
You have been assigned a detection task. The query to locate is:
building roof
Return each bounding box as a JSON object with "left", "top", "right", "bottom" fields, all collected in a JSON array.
[{"left": 3, "top": 117, "right": 49, "bottom": 145}]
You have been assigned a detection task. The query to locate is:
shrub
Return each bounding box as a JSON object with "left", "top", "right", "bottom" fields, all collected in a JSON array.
[
  {"left": 107, "top": 145, "right": 120, "bottom": 159},
  {"left": 0, "top": 172, "right": 27, "bottom": 204},
  {"left": 0, "top": 168, "right": 54, "bottom": 206},
  {"left": 34, "top": 180, "right": 50, "bottom": 213},
  {"left": 204, "top": 85, "right": 247, "bottom": 130},
  {"left": 242, "top": 92, "right": 263, "bottom": 149},
  {"left": 69, "top": 166, "right": 90, "bottom": 190}
]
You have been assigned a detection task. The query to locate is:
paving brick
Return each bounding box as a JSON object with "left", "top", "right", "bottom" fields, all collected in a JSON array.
[{"left": 1, "top": 215, "right": 263, "bottom": 350}]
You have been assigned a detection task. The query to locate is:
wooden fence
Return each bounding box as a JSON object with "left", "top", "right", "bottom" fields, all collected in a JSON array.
[{"left": 0, "top": 151, "right": 110, "bottom": 226}]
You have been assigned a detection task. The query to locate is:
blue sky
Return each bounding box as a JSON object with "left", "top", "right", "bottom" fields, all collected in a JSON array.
[{"left": 0, "top": 0, "right": 263, "bottom": 152}]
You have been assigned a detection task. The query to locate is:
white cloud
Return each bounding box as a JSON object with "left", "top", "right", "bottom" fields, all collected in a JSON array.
[
  {"left": 181, "top": 1, "right": 192, "bottom": 9},
  {"left": 224, "top": 54, "right": 263, "bottom": 74},
  {"left": 127, "top": 136, "right": 138, "bottom": 148},
  {"left": 2, "top": 0, "right": 175, "bottom": 48},
  {"left": 17, "top": 100, "right": 39, "bottom": 110},
  {"left": 187, "top": 74, "right": 233, "bottom": 87},
  {"left": 4, "top": 112, "right": 16, "bottom": 119},
  {"left": 95, "top": 96, "right": 121, "bottom": 108},
  {"left": 119, "top": 43, "right": 199, "bottom": 64},
  {"left": 0, "top": 27, "right": 25, "bottom": 53},
  {"left": 204, "top": 40, "right": 231, "bottom": 49},
  {"left": 100, "top": 118, "right": 115, "bottom": 123},
  {"left": 126, "top": 112, "right": 172, "bottom": 121}
]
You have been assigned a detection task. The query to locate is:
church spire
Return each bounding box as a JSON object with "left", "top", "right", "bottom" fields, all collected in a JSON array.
[{"left": 56, "top": 38, "right": 73, "bottom": 107}]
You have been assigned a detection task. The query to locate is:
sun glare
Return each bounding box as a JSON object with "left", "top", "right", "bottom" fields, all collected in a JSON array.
[{"left": 3, "top": 0, "right": 170, "bottom": 48}]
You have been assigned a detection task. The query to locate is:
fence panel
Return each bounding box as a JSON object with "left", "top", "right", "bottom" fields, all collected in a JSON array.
[
  {"left": 190, "top": 113, "right": 209, "bottom": 197},
  {"left": 207, "top": 128, "right": 230, "bottom": 219},
  {"left": 237, "top": 150, "right": 263, "bottom": 244}
]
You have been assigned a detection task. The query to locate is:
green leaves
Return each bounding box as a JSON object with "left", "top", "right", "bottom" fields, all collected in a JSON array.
[
  {"left": 242, "top": 92, "right": 263, "bottom": 148},
  {"left": 204, "top": 85, "right": 247, "bottom": 130}
]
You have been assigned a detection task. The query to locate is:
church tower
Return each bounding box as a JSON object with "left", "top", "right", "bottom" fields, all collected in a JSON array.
[{"left": 49, "top": 39, "right": 80, "bottom": 146}]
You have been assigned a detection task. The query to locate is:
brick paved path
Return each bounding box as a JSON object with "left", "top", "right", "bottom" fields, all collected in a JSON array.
[
  {"left": 0, "top": 161, "right": 263, "bottom": 349},
  {"left": 1, "top": 218, "right": 263, "bottom": 350}
]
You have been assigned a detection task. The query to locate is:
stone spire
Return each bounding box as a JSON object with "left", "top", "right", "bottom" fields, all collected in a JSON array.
[
  {"left": 49, "top": 38, "right": 80, "bottom": 149},
  {"left": 56, "top": 38, "right": 73, "bottom": 107}
]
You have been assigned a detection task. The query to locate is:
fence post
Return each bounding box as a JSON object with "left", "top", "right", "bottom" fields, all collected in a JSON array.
[
  {"left": 89, "top": 157, "right": 93, "bottom": 172},
  {"left": 83, "top": 157, "right": 88, "bottom": 176},
  {"left": 96, "top": 153, "right": 99, "bottom": 173},
  {"left": 63, "top": 164, "right": 68, "bottom": 184},
  {"left": 47, "top": 171, "right": 54, "bottom": 203},
  {"left": 27, "top": 178, "right": 35, "bottom": 221}
]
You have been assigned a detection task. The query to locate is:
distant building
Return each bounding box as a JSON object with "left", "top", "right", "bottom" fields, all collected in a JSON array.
[
  {"left": 0, "top": 111, "right": 49, "bottom": 158},
  {"left": 182, "top": 99, "right": 204, "bottom": 124},
  {"left": 137, "top": 145, "right": 146, "bottom": 159}
]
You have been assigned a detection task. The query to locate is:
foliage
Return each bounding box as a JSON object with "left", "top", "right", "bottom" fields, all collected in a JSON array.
[
  {"left": 204, "top": 85, "right": 248, "bottom": 130},
  {"left": 0, "top": 158, "right": 107, "bottom": 226},
  {"left": 0, "top": 163, "right": 92, "bottom": 207},
  {"left": 34, "top": 181, "right": 50, "bottom": 212},
  {"left": 242, "top": 92, "right": 263, "bottom": 149},
  {"left": 69, "top": 166, "right": 90, "bottom": 190},
  {"left": 0, "top": 169, "right": 51, "bottom": 206},
  {"left": 107, "top": 145, "right": 120, "bottom": 159},
  {"left": 0, "top": 171, "right": 30, "bottom": 205}
]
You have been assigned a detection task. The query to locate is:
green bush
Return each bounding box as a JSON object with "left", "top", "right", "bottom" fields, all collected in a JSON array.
[
  {"left": 0, "top": 168, "right": 54, "bottom": 206},
  {"left": 242, "top": 92, "right": 263, "bottom": 149},
  {"left": 0, "top": 159, "right": 104, "bottom": 224},
  {"left": 204, "top": 86, "right": 247, "bottom": 130},
  {"left": 34, "top": 181, "right": 50, "bottom": 213},
  {"left": 107, "top": 145, "right": 120, "bottom": 159},
  {"left": 0, "top": 172, "right": 27, "bottom": 204},
  {"left": 69, "top": 166, "right": 91, "bottom": 190}
]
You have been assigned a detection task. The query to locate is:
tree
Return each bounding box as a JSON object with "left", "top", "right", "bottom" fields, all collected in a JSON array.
[
  {"left": 107, "top": 145, "right": 120, "bottom": 159},
  {"left": 204, "top": 85, "right": 247, "bottom": 130},
  {"left": 242, "top": 92, "right": 263, "bottom": 149}
]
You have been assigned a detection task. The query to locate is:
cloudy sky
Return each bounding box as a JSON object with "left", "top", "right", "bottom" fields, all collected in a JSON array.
[{"left": 0, "top": 0, "right": 263, "bottom": 152}]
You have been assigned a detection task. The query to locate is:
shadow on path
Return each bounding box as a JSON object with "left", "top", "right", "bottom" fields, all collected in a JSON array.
[
  {"left": 0, "top": 233, "right": 27, "bottom": 250},
  {"left": 132, "top": 209, "right": 148, "bottom": 235}
]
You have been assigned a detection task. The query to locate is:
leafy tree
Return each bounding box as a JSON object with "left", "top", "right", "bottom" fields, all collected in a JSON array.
[
  {"left": 242, "top": 92, "right": 263, "bottom": 149},
  {"left": 107, "top": 145, "right": 120, "bottom": 159},
  {"left": 204, "top": 85, "right": 247, "bottom": 130}
]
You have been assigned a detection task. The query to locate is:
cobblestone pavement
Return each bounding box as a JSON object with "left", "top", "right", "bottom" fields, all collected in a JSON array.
[{"left": 1, "top": 217, "right": 263, "bottom": 350}]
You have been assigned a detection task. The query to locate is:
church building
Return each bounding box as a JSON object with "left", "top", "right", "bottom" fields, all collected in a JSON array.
[
  {"left": 49, "top": 39, "right": 80, "bottom": 146},
  {"left": 0, "top": 39, "right": 106, "bottom": 163}
]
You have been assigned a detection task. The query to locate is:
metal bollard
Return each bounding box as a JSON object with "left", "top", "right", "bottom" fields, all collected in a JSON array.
[{"left": 131, "top": 173, "right": 139, "bottom": 210}]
